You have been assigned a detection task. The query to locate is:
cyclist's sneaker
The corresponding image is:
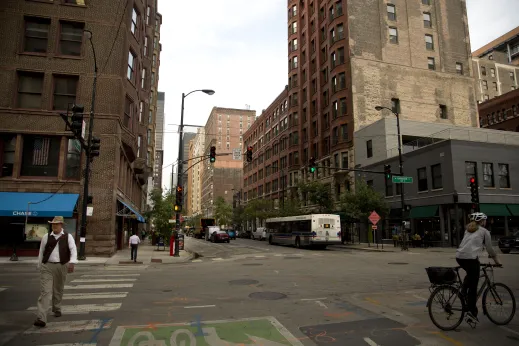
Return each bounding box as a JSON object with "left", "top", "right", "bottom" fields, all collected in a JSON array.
[{"left": 467, "top": 311, "right": 479, "bottom": 323}]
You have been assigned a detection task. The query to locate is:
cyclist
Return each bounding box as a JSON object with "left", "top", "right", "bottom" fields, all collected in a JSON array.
[{"left": 456, "top": 212, "right": 501, "bottom": 322}]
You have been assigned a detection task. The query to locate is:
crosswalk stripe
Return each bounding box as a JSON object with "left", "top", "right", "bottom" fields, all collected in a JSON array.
[
  {"left": 0, "top": 288, "right": 7, "bottom": 293},
  {"left": 24, "top": 319, "right": 112, "bottom": 334},
  {"left": 71, "top": 278, "right": 137, "bottom": 283},
  {"left": 63, "top": 292, "right": 128, "bottom": 300},
  {"left": 27, "top": 303, "right": 122, "bottom": 314},
  {"left": 65, "top": 284, "right": 133, "bottom": 289},
  {"left": 38, "top": 343, "right": 97, "bottom": 346},
  {"left": 80, "top": 274, "right": 140, "bottom": 277},
  {"left": 192, "top": 259, "right": 203, "bottom": 262},
  {"left": 102, "top": 266, "right": 148, "bottom": 271}
]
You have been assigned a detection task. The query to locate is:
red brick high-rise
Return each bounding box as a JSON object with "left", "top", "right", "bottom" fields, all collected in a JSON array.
[{"left": 0, "top": 0, "right": 162, "bottom": 256}]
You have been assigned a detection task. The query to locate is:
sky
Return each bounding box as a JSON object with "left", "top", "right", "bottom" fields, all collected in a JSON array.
[{"left": 157, "top": 0, "right": 519, "bottom": 191}]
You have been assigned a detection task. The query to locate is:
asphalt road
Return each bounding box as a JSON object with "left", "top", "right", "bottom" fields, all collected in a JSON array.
[{"left": 0, "top": 237, "right": 518, "bottom": 346}]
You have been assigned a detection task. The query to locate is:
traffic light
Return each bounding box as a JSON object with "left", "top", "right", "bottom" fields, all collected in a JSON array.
[
  {"left": 175, "top": 185, "right": 183, "bottom": 212},
  {"left": 210, "top": 146, "right": 216, "bottom": 163},
  {"left": 384, "top": 164, "right": 392, "bottom": 179},
  {"left": 309, "top": 157, "right": 316, "bottom": 173},
  {"left": 246, "top": 146, "right": 253, "bottom": 162},
  {"left": 70, "top": 104, "right": 85, "bottom": 139},
  {"left": 89, "top": 137, "right": 100, "bottom": 158},
  {"left": 470, "top": 177, "right": 479, "bottom": 210}
]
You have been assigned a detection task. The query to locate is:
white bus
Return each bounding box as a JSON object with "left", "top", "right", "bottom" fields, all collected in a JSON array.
[{"left": 265, "top": 214, "right": 341, "bottom": 249}]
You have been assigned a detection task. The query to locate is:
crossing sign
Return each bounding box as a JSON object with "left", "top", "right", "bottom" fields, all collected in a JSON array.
[{"left": 369, "top": 211, "right": 381, "bottom": 225}]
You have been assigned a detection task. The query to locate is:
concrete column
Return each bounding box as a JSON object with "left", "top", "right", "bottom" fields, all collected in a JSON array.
[{"left": 439, "top": 205, "right": 446, "bottom": 247}]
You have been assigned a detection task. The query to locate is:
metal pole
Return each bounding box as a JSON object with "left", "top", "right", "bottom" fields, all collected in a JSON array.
[
  {"left": 395, "top": 112, "right": 407, "bottom": 251},
  {"left": 174, "top": 93, "right": 185, "bottom": 257},
  {"left": 78, "top": 36, "right": 98, "bottom": 260}
]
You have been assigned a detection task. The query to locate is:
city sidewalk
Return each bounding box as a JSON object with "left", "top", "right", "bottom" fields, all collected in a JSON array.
[
  {"left": 0, "top": 242, "right": 194, "bottom": 265},
  {"left": 335, "top": 242, "right": 457, "bottom": 253}
]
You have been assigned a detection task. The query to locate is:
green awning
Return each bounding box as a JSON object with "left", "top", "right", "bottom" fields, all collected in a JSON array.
[
  {"left": 409, "top": 206, "right": 438, "bottom": 219},
  {"left": 506, "top": 204, "right": 519, "bottom": 216},
  {"left": 480, "top": 204, "right": 511, "bottom": 217}
]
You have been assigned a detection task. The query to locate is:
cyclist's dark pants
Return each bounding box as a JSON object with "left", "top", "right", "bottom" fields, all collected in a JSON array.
[{"left": 456, "top": 258, "right": 480, "bottom": 315}]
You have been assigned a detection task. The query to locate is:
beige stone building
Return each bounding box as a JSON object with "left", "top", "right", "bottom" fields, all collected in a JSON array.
[
  {"left": 472, "top": 26, "right": 519, "bottom": 103},
  {"left": 202, "top": 107, "right": 255, "bottom": 217},
  {"left": 188, "top": 128, "right": 205, "bottom": 216}
]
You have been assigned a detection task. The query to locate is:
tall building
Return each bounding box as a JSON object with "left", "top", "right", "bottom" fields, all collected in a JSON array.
[
  {"left": 202, "top": 107, "right": 255, "bottom": 216},
  {"left": 243, "top": 0, "right": 478, "bottom": 208},
  {"left": 153, "top": 92, "right": 165, "bottom": 189},
  {"left": 478, "top": 88, "right": 519, "bottom": 131},
  {"left": 189, "top": 128, "right": 205, "bottom": 216},
  {"left": 0, "top": 0, "right": 162, "bottom": 256},
  {"left": 472, "top": 26, "right": 519, "bottom": 103},
  {"left": 186, "top": 139, "right": 195, "bottom": 216}
]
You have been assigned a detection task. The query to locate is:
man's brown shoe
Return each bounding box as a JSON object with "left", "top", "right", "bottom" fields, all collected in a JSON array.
[
  {"left": 33, "top": 319, "right": 46, "bottom": 327},
  {"left": 54, "top": 311, "right": 62, "bottom": 317}
]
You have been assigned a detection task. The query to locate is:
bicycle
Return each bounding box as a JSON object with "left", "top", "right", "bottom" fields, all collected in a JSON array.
[{"left": 425, "top": 263, "right": 516, "bottom": 331}]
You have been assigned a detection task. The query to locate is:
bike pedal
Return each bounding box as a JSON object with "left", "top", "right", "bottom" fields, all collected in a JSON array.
[{"left": 466, "top": 318, "right": 478, "bottom": 329}]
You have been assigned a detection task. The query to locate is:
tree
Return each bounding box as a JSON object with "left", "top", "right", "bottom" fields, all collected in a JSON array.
[
  {"left": 339, "top": 179, "right": 389, "bottom": 222},
  {"left": 232, "top": 205, "right": 245, "bottom": 229},
  {"left": 299, "top": 181, "right": 334, "bottom": 213},
  {"left": 213, "top": 197, "right": 232, "bottom": 227},
  {"left": 146, "top": 188, "right": 175, "bottom": 240},
  {"left": 280, "top": 198, "right": 302, "bottom": 217},
  {"left": 244, "top": 199, "right": 276, "bottom": 226}
]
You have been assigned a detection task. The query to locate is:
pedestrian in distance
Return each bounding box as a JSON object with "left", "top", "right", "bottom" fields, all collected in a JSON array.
[
  {"left": 456, "top": 212, "right": 501, "bottom": 323},
  {"left": 34, "top": 216, "right": 78, "bottom": 328},
  {"left": 129, "top": 231, "right": 141, "bottom": 262}
]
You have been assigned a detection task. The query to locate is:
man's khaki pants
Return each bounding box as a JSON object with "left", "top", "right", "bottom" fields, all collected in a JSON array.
[{"left": 36, "top": 263, "right": 67, "bottom": 323}]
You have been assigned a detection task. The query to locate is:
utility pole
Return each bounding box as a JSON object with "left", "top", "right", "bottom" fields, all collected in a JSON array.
[{"left": 78, "top": 30, "right": 98, "bottom": 260}]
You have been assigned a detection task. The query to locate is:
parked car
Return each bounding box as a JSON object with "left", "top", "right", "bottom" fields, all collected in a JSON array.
[
  {"left": 208, "top": 226, "right": 230, "bottom": 243},
  {"left": 224, "top": 229, "right": 236, "bottom": 240},
  {"left": 498, "top": 231, "right": 519, "bottom": 254},
  {"left": 252, "top": 227, "right": 267, "bottom": 241}
]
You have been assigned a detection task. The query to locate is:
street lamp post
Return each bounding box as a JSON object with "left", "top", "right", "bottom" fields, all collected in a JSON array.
[
  {"left": 175, "top": 89, "right": 214, "bottom": 256},
  {"left": 78, "top": 30, "right": 98, "bottom": 260},
  {"left": 375, "top": 105, "right": 407, "bottom": 251}
]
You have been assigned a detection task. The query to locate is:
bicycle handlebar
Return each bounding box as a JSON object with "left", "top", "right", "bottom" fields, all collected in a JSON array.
[{"left": 482, "top": 263, "right": 502, "bottom": 268}]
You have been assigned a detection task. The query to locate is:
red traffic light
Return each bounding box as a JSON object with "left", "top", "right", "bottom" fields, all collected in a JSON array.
[
  {"left": 470, "top": 177, "right": 475, "bottom": 184},
  {"left": 247, "top": 146, "right": 253, "bottom": 151},
  {"left": 177, "top": 186, "right": 183, "bottom": 192}
]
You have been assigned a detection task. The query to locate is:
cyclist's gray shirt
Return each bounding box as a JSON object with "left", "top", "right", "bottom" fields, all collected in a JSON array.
[{"left": 456, "top": 226, "right": 496, "bottom": 259}]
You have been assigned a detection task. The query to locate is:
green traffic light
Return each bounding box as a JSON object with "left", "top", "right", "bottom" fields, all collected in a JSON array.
[
  {"left": 310, "top": 167, "right": 316, "bottom": 173},
  {"left": 210, "top": 157, "right": 215, "bottom": 163}
]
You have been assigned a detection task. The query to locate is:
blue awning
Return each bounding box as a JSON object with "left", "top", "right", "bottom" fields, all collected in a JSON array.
[
  {"left": 0, "top": 192, "right": 79, "bottom": 218},
  {"left": 117, "top": 199, "right": 145, "bottom": 223}
]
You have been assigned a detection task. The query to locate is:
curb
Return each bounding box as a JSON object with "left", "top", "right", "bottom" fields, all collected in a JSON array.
[{"left": 335, "top": 245, "right": 396, "bottom": 253}]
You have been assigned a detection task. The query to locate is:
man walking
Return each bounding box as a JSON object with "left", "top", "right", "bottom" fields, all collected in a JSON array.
[
  {"left": 34, "top": 216, "right": 77, "bottom": 327},
  {"left": 129, "top": 231, "right": 141, "bottom": 262}
]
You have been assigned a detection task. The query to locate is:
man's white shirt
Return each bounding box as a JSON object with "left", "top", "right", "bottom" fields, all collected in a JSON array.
[
  {"left": 37, "top": 229, "right": 78, "bottom": 269},
  {"left": 129, "top": 235, "right": 141, "bottom": 245}
]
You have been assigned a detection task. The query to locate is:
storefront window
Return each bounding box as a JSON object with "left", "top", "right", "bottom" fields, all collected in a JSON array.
[{"left": 21, "top": 136, "right": 61, "bottom": 177}]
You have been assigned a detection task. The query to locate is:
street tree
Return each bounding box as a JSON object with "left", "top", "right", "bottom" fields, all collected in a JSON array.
[
  {"left": 339, "top": 179, "right": 389, "bottom": 221},
  {"left": 279, "top": 198, "right": 302, "bottom": 217},
  {"left": 213, "top": 197, "right": 232, "bottom": 227},
  {"left": 298, "top": 181, "right": 334, "bottom": 213},
  {"left": 244, "top": 199, "right": 276, "bottom": 226},
  {"left": 146, "top": 188, "right": 175, "bottom": 240}
]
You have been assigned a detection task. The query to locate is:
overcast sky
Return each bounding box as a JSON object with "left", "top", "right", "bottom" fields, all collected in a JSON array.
[{"left": 157, "top": 0, "right": 519, "bottom": 191}]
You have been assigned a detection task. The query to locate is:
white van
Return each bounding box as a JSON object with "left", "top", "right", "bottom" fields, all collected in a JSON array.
[{"left": 252, "top": 227, "right": 267, "bottom": 241}]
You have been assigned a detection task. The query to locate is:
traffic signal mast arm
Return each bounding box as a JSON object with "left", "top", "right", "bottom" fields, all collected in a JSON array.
[
  {"left": 305, "top": 164, "right": 403, "bottom": 176},
  {"left": 59, "top": 112, "right": 88, "bottom": 151}
]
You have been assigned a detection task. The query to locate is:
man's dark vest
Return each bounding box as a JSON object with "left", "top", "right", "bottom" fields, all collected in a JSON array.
[{"left": 42, "top": 232, "right": 71, "bottom": 264}]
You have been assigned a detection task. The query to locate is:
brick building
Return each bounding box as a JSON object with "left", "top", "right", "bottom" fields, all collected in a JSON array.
[
  {"left": 153, "top": 92, "right": 165, "bottom": 189},
  {"left": 478, "top": 88, "right": 519, "bottom": 132},
  {"left": 202, "top": 107, "right": 255, "bottom": 217},
  {"left": 187, "top": 128, "right": 205, "bottom": 216},
  {"left": 242, "top": 0, "right": 478, "bottom": 210},
  {"left": 472, "top": 26, "right": 519, "bottom": 103},
  {"left": 0, "top": 0, "right": 162, "bottom": 256}
]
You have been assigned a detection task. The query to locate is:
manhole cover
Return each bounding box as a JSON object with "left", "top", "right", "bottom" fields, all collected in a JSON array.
[
  {"left": 249, "top": 292, "right": 287, "bottom": 300},
  {"left": 388, "top": 262, "right": 409, "bottom": 265},
  {"left": 242, "top": 263, "right": 263, "bottom": 266},
  {"left": 229, "top": 279, "right": 259, "bottom": 285}
]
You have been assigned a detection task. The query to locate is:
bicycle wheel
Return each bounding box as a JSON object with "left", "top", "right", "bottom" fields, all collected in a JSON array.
[
  {"left": 428, "top": 285, "right": 465, "bottom": 331},
  {"left": 483, "top": 282, "right": 516, "bottom": 325}
]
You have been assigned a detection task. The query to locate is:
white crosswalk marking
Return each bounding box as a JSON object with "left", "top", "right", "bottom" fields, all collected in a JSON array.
[
  {"left": 63, "top": 292, "right": 128, "bottom": 300},
  {"left": 23, "top": 269, "right": 138, "bottom": 344},
  {"left": 28, "top": 303, "right": 122, "bottom": 314},
  {"left": 0, "top": 287, "right": 7, "bottom": 293},
  {"left": 24, "top": 319, "right": 112, "bottom": 334},
  {"left": 71, "top": 278, "right": 137, "bottom": 283},
  {"left": 65, "top": 283, "right": 133, "bottom": 289}
]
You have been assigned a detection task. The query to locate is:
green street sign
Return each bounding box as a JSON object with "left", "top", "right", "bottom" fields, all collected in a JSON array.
[{"left": 392, "top": 176, "right": 413, "bottom": 184}]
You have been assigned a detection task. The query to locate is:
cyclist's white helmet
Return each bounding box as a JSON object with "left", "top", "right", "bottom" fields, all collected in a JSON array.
[{"left": 470, "top": 212, "right": 487, "bottom": 222}]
